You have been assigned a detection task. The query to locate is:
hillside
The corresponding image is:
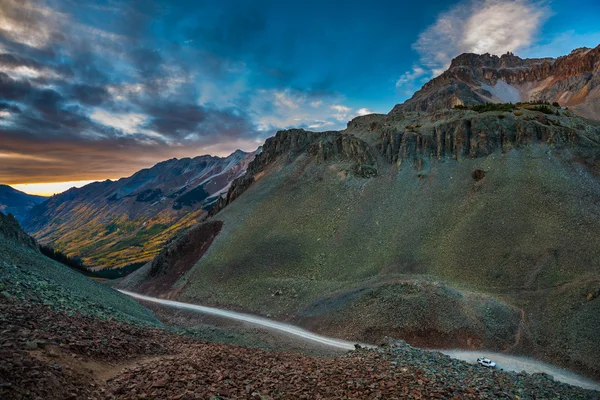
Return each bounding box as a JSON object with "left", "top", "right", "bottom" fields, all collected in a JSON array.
[
  {"left": 24, "top": 149, "right": 258, "bottom": 269},
  {"left": 0, "top": 211, "right": 157, "bottom": 324},
  {"left": 3, "top": 296, "right": 597, "bottom": 399},
  {"left": 121, "top": 100, "right": 600, "bottom": 380},
  {"left": 394, "top": 45, "right": 600, "bottom": 120},
  {"left": 0, "top": 185, "right": 46, "bottom": 223}
]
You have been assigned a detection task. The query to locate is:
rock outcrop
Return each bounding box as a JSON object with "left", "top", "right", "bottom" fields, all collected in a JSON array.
[
  {"left": 211, "top": 129, "right": 377, "bottom": 215},
  {"left": 347, "top": 107, "right": 599, "bottom": 169}
]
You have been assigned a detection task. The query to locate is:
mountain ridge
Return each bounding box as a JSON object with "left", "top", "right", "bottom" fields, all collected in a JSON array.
[
  {"left": 24, "top": 148, "right": 259, "bottom": 269},
  {"left": 393, "top": 44, "right": 600, "bottom": 120},
  {"left": 0, "top": 184, "right": 47, "bottom": 223}
]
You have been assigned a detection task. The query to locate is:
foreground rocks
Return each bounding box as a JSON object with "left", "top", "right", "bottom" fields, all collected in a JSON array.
[{"left": 1, "top": 293, "right": 598, "bottom": 399}]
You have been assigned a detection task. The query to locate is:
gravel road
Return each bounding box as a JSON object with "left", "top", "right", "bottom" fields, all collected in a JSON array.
[{"left": 120, "top": 289, "right": 600, "bottom": 392}]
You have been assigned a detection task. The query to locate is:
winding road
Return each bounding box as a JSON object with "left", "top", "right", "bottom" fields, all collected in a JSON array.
[
  {"left": 118, "top": 290, "right": 361, "bottom": 350},
  {"left": 119, "top": 289, "right": 600, "bottom": 391}
]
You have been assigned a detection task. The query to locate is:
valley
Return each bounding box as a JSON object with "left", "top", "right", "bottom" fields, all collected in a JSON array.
[
  {"left": 22, "top": 150, "right": 258, "bottom": 269},
  {"left": 116, "top": 102, "right": 600, "bottom": 380},
  {"left": 1, "top": 42, "right": 599, "bottom": 399}
]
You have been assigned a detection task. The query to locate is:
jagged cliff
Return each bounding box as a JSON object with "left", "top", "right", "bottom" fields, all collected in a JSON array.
[
  {"left": 212, "top": 129, "right": 378, "bottom": 214},
  {"left": 393, "top": 45, "right": 600, "bottom": 120},
  {"left": 349, "top": 106, "right": 599, "bottom": 167},
  {"left": 213, "top": 104, "right": 599, "bottom": 216}
]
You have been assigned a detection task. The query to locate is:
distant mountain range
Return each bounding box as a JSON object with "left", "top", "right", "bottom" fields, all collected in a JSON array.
[
  {"left": 395, "top": 45, "right": 600, "bottom": 120},
  {"left": 0, "top": 185, "right": 47, "bottom": 223},
  {"left": 23, "top": 149, "right": 258, "bottom": 269}
]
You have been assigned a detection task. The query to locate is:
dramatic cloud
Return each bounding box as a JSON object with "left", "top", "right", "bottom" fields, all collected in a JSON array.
[
  {"left": 0, "top": 0, "right": 265, "bottom": 184},
  {"left": 1, "top": 0, "right": 596, "bottom": 188},
  {"left": 396, "top": 0, "right": 550, "bottom": 91}
]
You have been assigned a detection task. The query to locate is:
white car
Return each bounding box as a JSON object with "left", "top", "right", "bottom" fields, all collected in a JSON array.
[{"left": 477, "top": 357, "right": 497, "bottom": 368}]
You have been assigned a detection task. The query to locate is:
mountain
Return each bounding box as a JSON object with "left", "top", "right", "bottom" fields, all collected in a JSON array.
[
  {"left": 24, "top": 149, "right": 258, "bottom": 269},
  {"left": 0, "top": 184, "right": 47, "bottom": 223},
  {"left": 121, "top": 49, "right": 600, "bottom": 380},
  {"left": 394, "top": 45, "right": 600, "bottom": 120}
]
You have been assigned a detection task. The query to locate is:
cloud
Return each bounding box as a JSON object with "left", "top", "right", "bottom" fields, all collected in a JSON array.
[
  {"left": 396, "top": 67, "right": 426, "bottom": 88},
  {"left": 396, "top": 0, "right": 550, "bottom": 90},
  {"left": 356, "top": 108, "right": 373, "bottom": 116},
  {"left": 330, "top": 104, "right": 352, "bottom": 121},
  {"left": 90, "top": 109, "right": 149, "bottom": 135},
  {"left": 247, "top": 89, "right": 369, "bottom": 133},
  {"left": 0, "top": 0, "right": 65, "bottom": 49},
  {"left": 0, "top": 0, "right": 269, "bottom": 184}
]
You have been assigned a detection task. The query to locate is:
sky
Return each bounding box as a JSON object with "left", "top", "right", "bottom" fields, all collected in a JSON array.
[{"left": 1, "top": 0, "right": 599, "bottom": 195}]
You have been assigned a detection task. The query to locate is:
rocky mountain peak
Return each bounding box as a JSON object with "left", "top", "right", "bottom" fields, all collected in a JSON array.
[{"left": 395, "top": 44, "right": 600, "bottom": 120}]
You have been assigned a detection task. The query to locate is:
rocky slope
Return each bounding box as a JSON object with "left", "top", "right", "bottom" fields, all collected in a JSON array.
[
  {"left": 0, "top": 185, "right": 46, "bottom": 224},
  {"left": 23, "top": 149, "right": 258, "bottom": 269},
  {"left": 393, "top": 45, "right": 600, "bottom": 120},
  {"left": 0, "top": 211, "right": 157, "bottom": 324},
  {"left": 122, "top": 100, "right": 600, "bottom": 380},
  {"left": 1, "top": 295, "right": 597, "bottom": 399}
]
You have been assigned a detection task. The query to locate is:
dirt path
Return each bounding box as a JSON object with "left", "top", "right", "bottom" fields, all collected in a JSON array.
[
  {"left": 120, "top": 289, "right": 600, "bottom": 391},
  {"left": 118, "top": 289, "right": 366, "bottom": 350},
  {"left": 439, "top": 350, "right": 600, "bottom": 392},
  {"left": 505, "top": 308, "right": 526, "bottom": 352}
]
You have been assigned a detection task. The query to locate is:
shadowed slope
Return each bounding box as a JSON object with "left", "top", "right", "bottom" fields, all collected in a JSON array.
[{"left": 120, "top": 104, "right": 600, "bottom": 378}]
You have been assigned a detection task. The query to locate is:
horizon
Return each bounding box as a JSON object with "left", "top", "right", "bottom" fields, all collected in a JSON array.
[
  {"left": 9, "top": 145, "right": 260, "bottom": 196},
  {"left": 2, "top": 0, "right": 600, "bottom": 195}
]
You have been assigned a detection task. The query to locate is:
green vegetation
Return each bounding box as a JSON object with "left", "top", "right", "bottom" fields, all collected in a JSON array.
[
  {"left": 531, "top": 104, "right": 555, "bottom": 115},
  {"left": 40, "top": 244, "right": 89, "bottom": 274},
  {"left": 472, "top": 103, "right": 516, "bottom": 112},
  {"left": 135, "top": 188, "right": 163, "bottom": 203},
  {"left": 453, "top": 101, "right": 561, "bottom": 116},
  {"left": 39, "top": 245, "right": 146, "bottom": 279}
]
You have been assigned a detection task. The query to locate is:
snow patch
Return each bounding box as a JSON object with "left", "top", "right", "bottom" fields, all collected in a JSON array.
[{"left": 481, "top": 80, "right": 521, "bottom": 103}]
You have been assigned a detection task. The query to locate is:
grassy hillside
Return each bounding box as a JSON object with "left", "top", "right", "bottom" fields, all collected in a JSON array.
[{"left": 136, "top": 108, "right": 600, "bottom": 378}]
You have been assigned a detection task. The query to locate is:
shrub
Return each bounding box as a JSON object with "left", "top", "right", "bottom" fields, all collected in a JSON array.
[
  {"left": 517, "top": 100, "right": 550, "bottom": 106},
  {"left": 552, "top": 102, "right": 560, "bottom": 107},
  {"left": 532, "top": 105, "right": 554, "bottom": 115},
  {"left": 40, "top": 245, "right": 91, "bottom": 275},
  {"left": 514, "top": 111, "right": 522, "bottom": 116},
  {"left": 472, "top": 169, "right": 486, "bottom": 181},
  {"left": 471, "top": 103, "right": 516, "bottom": 113},
  {"left": 497, "top": 114, "right": 505, "bottom": 119},
  {"left": 39, "top": 245, "right": 143, "bottom": 279},
  {"left": 453, "top": 104, "right": 468, "bottom": 110}
]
